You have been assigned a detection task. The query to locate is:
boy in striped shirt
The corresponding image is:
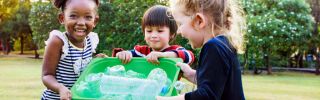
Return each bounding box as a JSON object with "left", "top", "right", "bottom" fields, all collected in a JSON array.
[{"left": 115, "top": 5, "right": 194, "bottom": 65}]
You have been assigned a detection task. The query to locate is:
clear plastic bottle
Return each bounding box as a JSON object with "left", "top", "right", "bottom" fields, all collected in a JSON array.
[
  {"left": 105, "top": 65, "right": 126, "bottom": 76},
  {"left": 99, "top": 75, "right": 161, "bottom": 100}
]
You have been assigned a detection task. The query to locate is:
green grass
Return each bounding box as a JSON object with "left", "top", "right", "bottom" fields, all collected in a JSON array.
[
  {"left": 0, "top": 55, "right": 319, "bottom": 100},
  {"left": 0, "top": 56, "right": 44, "bottom": 100},
  {"left": 243, "top": 72, "right": 320, "bottom": 100}
]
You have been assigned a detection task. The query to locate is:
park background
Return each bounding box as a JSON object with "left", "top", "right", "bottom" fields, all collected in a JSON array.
[{"left": 0, "top": 0, "right": 320, "bottom": 100}]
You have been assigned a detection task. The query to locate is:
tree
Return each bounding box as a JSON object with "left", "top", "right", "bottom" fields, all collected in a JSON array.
[
  {"left": 0, "top": 0, "right": 19, "bottom": 54},
  {"left": 13, "top": 0, "right": 32, "bottom": 55},
  {"left": 29, "top": 1, "right": 60, "bottom": 57},
  {"left": 243, "top": 0, "right": 314, "bottom": 74},
  {"left": 307, "top": 0, "right": 320, "bottom": 75}
]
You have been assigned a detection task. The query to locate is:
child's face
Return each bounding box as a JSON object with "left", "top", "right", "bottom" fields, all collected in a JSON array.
[
  {"left": 144, "top": 26, "right": 171, "bottom": 51},
  {"left": 172, "top": 10, "right": 204, "bottom": 49},
  {"left": 59, "top": 0, "right": 98, "bottom": 41}
]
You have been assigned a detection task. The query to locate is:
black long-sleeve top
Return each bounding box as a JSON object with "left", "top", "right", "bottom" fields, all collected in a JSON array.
[{"left": 185, "top": 35, "right": 245, "bottom": 100}]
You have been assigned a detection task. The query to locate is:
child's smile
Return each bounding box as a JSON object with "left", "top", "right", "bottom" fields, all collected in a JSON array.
[
  {"left": 59, "top": 0, "right": 98, "bottom": 42},
  {"left": 74, "top": 28, "right": 88, "bottom": 37},
  {"left": 144, "top": 26, "right": 171, "bottom": 51}
]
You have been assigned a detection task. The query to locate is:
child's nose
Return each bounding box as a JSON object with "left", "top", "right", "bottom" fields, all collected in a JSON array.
[
  {"left": 76, "top": 18, "right": 85, "bottom": 25},
  {"left": 151, "top": 32, "right": 158, "bottom": 38}
]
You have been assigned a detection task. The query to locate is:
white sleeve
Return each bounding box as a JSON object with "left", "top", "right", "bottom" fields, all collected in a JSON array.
[
  {"left": 88, "top": 32, "right": 99, "bottom": 53},
  {"left": 45, "top": 30, "right": 69, "bottom": 59}
]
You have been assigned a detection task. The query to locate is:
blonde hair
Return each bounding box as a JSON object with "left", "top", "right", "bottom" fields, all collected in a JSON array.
[{"left": 170, "top": 0, "right": 246, "bottom": 53}]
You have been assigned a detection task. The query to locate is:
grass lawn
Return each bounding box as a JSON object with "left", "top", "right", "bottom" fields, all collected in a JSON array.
[
  {"left": 0, "top": 55, "right": 44, "bottom": 100},
  {"left": 0, "top": 55, "right": 319, "bottom": 100}
]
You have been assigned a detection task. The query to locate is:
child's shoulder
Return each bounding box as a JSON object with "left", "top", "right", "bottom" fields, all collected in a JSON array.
[
  {"left": 45, "top": 30, "right": 69, "bottom": 57},
  {"left": 207, "top": 36, "right": 228, "bottom": 45},
  {"left": 87, "top": 32, "right": 99, "bottom": 52},
  {"left": 205, "top": 36, "right": 235, "bottom": 53},
  {"left": 45, "top": 30, "right": 66, "bottom": 46}
]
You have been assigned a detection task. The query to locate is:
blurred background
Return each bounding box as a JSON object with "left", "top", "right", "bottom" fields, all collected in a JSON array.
[{"left": 0, "top": 0, "right": 319, "bottom": 100}]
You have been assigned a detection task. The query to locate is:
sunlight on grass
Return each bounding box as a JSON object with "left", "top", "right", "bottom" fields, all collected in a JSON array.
[
  {"left": 0, "top": 56, "right": 44, "bottom": 100},
  {"left": 0, "top": 56, "right": 319, "bottom": 100},
  {"left": 243, "top": 72, "right": 320, "bottom": 100}
]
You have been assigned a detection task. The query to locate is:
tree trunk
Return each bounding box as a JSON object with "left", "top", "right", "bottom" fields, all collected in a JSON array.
[
  {"left": 34, "top": 44, "right": 39, "bottom": 59},
  {"left": 288, "top": 56, "right": 292, "bottom": 67},
  {"left": 265, "top": 54, "right": 272, "bottom": 75},
  {"left": 6, "top": 38, "right": 10, "bottom": 54},
  {"left": 316, "top": 51, "right": 320, "bottom": 75},
  {"left": 20, "top": 35, "right": 24, "bottom": 54},
  {"left": 295, "top": 52, "right": 303, "bottom": 68},
  {"left": 2, "top": 38, "right": 9, "bottom": 55}
]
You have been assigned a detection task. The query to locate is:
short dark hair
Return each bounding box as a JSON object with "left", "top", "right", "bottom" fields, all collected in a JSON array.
[
  {"left": 53, "top": 0, "right": 100, "bottom": 11},
  {"left": 142, "top": 5, "right": 178, "bottom": 41}
]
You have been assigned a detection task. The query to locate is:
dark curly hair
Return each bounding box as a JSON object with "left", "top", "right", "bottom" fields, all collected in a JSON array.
[{"left": 53, "top": 0, "right": 99, "bottom": 11}]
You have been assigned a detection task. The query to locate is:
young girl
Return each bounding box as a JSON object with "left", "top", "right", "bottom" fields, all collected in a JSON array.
[
  {"left": 115, "top": 5, "right": 195, "bottom": 65},
  {"left": 157, "top": 0, "right": 245, "bottom": 100},
  {"left": 41, "top": 0, "right": 102, "bottom": 99}
]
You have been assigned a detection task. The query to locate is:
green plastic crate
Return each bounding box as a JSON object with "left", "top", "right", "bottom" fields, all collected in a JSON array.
[{"left": 71, "top": 57, "right": 182, "bottom": 100}]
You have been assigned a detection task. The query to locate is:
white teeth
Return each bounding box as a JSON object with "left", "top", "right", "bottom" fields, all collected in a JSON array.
[{"left": 76, "top": 30, "right": 85, "bottom": 32}]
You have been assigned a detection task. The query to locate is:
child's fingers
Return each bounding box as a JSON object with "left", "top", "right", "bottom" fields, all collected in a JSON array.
[
  {"left": 124, "top": 53, "right": 131, "bottom": 64},
  {"left": 117, "top": 53, "right": 126, "bottom": 64},
  {"left": 147, "top": 55, "right": 159, "bottom": 65},
  {"left": 127, "top": 53, "right": 132, "bottom": 64},
  {"left": 95, "top": 53, "right": 107, "bottom": 58}
]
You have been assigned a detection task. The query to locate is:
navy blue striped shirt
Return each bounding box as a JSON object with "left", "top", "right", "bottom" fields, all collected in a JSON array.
[{"left": 42, "top": 34, "right": 94, "bottom": 100}]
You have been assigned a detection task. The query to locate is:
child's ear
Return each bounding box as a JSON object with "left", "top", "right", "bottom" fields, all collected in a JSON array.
[
  {"left": 93, "top": 15, "right": 99, "bottom": 27},
  {"left": 192, "top": 13, "right": 207, "bottom": 31},
  {"left": 58, "top": 13, "right": 64, "bottom": 24}
]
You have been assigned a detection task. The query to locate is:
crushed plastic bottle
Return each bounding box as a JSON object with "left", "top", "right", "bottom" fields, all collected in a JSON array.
[
  {"left": 75, "top": 73, "right": 104, "bottom": 98},
  {"left": 160, "top": 78, "right": 172, "bottom": 96},
  {"left": 105, "top": 65, "right": 126, "bottom": 76},
  {"left": 76, "top": 65, "right": 172, "bottom": 99},
  {"left": 147, "top": 68, "right": 167, "bottom": 86},
  {"left": 126, "top": 70, "right": 146, "bottom": 78},
  {"left": 174, "top": 81, "right": 185, "bottom": 91},
  {"left": 85, "top": 73, "right": 104, "bottom": 82},
  {"left": 100, "top": 75, "right": 159, "bottom": 95},
  {"left": 174, "top": 81, "right": 186, "bottom": 94}
]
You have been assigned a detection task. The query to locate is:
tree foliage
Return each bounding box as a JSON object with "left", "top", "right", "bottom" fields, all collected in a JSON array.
[
  {"left": 0, "top": 0, "right": 19, "bottom": 38},
  {"left": 29, "top": 1, "right": 60, "bottom": 48},
  {"left": 243, "top": 0, "right": 315, "bottom": 69},
  {"left": 95, "top": 0, "right": 169, "bottom": 54}
]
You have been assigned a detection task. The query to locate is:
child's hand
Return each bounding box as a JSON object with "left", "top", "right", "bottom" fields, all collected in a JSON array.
[
  {"left": 95, "top": 53, "right": 108, "bottom": 58},
  {"left": 58, "top": 84, "right": 71, "bottom": 100},
  {"left": 146, "top": 51, "right": 163, "bottom": 64},
  {"left": 116, "top": 51, "right": 132, "bottom": 64},
  {"left": 176, "top": 62, "right": 197, "bottom": 84}
]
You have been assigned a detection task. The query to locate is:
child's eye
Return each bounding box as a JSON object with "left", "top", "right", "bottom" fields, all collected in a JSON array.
[
  {"left": 69, "top": 15, "right": 77, "bottom": 19},
  {"left": 146, "top": 30, "right": 152, "bottom": 33},
  {"left": 158, "top": 30, "right": 163, "bottom": 33},
  {"left": 85, "top": 16, "right": 93, "bottom": 20}
]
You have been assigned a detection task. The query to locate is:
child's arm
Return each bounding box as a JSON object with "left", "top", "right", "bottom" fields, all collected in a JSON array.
[
  {"left": 172, "top": 48, "right": 194, "bottom": 65},
  {"left": 146, "top": 45, "right": 195, "bottom": 65},
  {"left": 95, "top": 53, "right": 108, "bottom": 58},
  {"left": 145, "top": 51, "right": 177, "bottom": 64},
  {"left": 176, "top": 62, "right": 197, "bottom": 83},
  {"left": 42, "top": 35, "right": 71, "bottom": 100}
]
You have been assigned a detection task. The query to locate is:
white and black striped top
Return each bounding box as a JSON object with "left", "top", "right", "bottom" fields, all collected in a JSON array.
[{"left": 41, "top": 31, "right": 98, "bottom": 100}]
